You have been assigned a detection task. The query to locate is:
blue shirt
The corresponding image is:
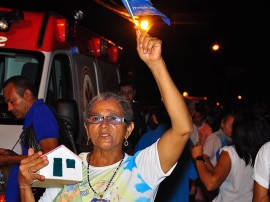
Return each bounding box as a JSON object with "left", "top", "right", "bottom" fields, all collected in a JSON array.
[
  {"left": 134, "top": 124, "right": 169, "bottom": 152},
  {"left": 22, "top": 99, "right": 59, "bottom": 154},
  {"left": 157, "top": 140, "right": 198, "bottom": 202},
  {"left": 5, "top": 99, "right": 59, "bottom": 202}
]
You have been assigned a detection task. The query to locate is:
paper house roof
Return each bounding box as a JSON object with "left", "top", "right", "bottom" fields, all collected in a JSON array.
[{"left": 32, "top": 144, "right": 83, "bottom": 188}]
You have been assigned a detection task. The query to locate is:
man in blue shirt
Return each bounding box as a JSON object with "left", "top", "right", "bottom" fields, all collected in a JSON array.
[{"left": 2, "top": 76, "right": 59, "bottom": 201}]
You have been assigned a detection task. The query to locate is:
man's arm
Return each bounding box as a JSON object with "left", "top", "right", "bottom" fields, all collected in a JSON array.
[
  {"left": 0, "top": 149, "right": 27, "bottom": 165},
  {"left": 0, "top": 136, "right": 58, "bottom": 166},
  {"left": 39, "top": 138, "right": 58, "bottom": 153},
  {"left": 135, "top": 29, "right": 193, "bottom": 173}
]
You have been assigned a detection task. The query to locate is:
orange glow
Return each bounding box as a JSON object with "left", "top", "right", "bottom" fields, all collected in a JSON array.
[
  {"left": 140, "top": 20, "right": 149, "bottom": 31},
  {"left": 183, "top": 91, "right": 188, "bottom": 97},
  {"left": 212, "top": 44, "right": 220, "bottom": 51}
]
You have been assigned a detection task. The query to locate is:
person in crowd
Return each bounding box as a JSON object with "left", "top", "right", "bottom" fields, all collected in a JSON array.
[
  {"left": 134, "top": 104, "right": 198, "bottom": 202},
  {"left": 1, "top": 75, "right": 59, "bottom": 201},
  {"left": 17, "top": 28, "right": 193, "bottom": 201},
  {"left": 191, "top": 112, "right": 270, "bottom": 201},
  {"left": 134, "top": 104, "right": 170, "bottom": 152},
  {"left": 192, "top": 102, "right": 213, "bottom": 201},
  {"left": 201, "top": 101, "right": 216, "bottom": 130},
  {"left": 119, "top": 79, "right": 146, "bottom": 155},
  {"left": 192, "top": 103, "right": 213, "bottom": 146},
  {"left": 133, "top": 99, "right": 199, "bottom": 202},
  {"left": 198, "top": 111, "right": 235, "bottom": 201},
  {"left": 252, "top": 141, "right": 270, "bottom": 201},
  {"left": 190, "top": 123, "right": 199, "bottom": 146},
  {"left": 203, "top": 111, "right": 236, "bottom": 166},
  {"left": 155, "top": 138, "right": 198, "bottom": 202}
]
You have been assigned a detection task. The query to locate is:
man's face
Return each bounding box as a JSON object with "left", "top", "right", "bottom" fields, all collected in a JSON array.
[
  {"left": 119, "top": 85, "right": 135, "bottom": 104},
  {"left": 192, "top": 111, "right": 204, "bottom": 127},
  {"left": 221, "top": 115, "right": 235, "bottom": 137},
  {"left": 3, "top": 83, "right": 29, "bottom": 120}
]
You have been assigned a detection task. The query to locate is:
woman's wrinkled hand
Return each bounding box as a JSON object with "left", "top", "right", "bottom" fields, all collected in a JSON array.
[
  {"left": 18, "top": 148, "right": 49, "bottom": 188},
  {"left": 135, "top": 27, "right": 163, "bottom": 66}
]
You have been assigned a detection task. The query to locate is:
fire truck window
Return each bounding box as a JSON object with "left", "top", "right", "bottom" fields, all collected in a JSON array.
[
  {"left": 46, "top": 54, "right": 73, "bottom": 108},
  {"left": 21, "top": 62, "right": 38, "bottom": 84}
]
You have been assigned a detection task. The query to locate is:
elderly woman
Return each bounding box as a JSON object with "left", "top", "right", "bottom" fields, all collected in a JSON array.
[{"left": 18, "top": 28, "right": 193, "bottom": 201}]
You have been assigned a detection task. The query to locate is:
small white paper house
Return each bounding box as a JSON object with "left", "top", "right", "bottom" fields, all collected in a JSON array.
[{"left": 32, "top": 145, "right": 83, "bottom": 188}]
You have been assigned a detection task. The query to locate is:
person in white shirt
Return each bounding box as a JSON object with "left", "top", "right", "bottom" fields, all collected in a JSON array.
[
  {"left": 253, "top": 141, "right": 270, "bottom": 201},
  {"left": 191, "top": 113, "right": 270, "bottom": 202},
  {"left": 203, "top": 111, "right": 235, "bottom": 166}
]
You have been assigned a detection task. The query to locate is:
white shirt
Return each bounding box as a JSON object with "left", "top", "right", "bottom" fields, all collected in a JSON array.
[
  {"left": 203, "top": 129, "right": 231, "bottom": 166},
  {"left": 253, "top": 141, "right": 270, "bottom": 189},
  {"left": 213, "top": 146, "right": 253, "bottom": 202},
  {"left": 39, "top": 141, "right": 176, "bottom": 201},
  {"left": 190, "top": 123, "right": 199, "bottom": 145}
]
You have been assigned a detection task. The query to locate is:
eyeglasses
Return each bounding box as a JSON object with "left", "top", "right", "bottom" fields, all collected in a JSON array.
[{"left": 85, "top": 115, "right": 129, "bottom": 125}]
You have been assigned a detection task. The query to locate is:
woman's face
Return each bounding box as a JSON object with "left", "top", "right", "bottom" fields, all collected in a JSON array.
[{"left": 84, "top": 99, "right": 133, "bottom": 151}]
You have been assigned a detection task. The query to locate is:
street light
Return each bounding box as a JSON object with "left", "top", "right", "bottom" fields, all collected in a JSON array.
[
  {"left": 183, "top": 91, "right": 188, "bottom": 97},
  {"left": 212, "top": 43, "right": 220, "bottom": 51}
]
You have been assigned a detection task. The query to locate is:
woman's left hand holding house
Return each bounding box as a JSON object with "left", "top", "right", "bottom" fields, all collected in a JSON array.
[{"left": 18, "top": 148, "right": 48, "bottom": 202}]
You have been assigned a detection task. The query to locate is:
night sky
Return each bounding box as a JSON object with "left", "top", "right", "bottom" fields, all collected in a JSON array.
[{"left": 1, "top": 0, "right": 270, "bottom": 108}]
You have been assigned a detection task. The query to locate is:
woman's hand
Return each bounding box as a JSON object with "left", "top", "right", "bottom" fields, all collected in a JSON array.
[
  {"left": 135, "top": 28, "right": 163, "bottom": 66},
  {"left": 18, "top": 148, "right": 48, "bottom": 188}
]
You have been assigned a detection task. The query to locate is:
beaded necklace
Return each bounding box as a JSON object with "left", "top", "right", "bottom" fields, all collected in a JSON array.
[{"left": 87, "top": 155, "right": 124, "bottom": 199}]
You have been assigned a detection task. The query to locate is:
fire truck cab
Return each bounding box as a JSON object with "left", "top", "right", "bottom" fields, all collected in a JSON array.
[{"left": 0, "top": 7, "right": 122, "bottom": 155}]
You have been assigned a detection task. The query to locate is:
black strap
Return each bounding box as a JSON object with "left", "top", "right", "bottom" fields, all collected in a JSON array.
[{"left": 20, "top": 125, "right": 41, "bottom": 152}]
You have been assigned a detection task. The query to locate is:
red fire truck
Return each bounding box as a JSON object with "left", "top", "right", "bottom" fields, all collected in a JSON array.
[{"left": 0, "top": 7, "right": 122, "bottom": 156}]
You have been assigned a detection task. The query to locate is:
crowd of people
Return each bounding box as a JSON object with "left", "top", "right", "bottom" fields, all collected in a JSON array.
[
  {"left": 119, "top": 87, "right": 270, "bottom": 202},
  {"left": 1, "top": 26, "right": 270, "bottom": 202}
]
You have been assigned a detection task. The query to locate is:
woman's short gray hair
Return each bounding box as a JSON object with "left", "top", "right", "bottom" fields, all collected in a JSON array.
[{"left": 85, "top": 92, "right": 133, "bottom": 123}]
